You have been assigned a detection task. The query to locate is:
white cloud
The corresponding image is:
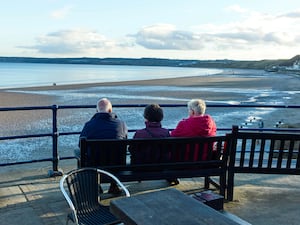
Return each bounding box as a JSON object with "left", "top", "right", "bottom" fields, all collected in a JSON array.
[
  {"left": 20, "top": 29, "right": 134, "bottom": 55},
  {"left": 18, "top": 6, "right": 300, "bottom": 59},
  {"left": 132, "top": 7, "right": 300, "bottom": 57},
  {"left": 279, "top": 9, "right": 300, "bottom": 18},
  {"left": 134, "top": 24, "right": 204, "bottom": 50}
]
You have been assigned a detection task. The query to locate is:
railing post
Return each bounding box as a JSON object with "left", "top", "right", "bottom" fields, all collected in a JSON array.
[
  {"left": 48, "top": 104, "right": 63, "bottom": 177},
  {"left": 226, "top": 125, "right": 239, "bottom": 201}
]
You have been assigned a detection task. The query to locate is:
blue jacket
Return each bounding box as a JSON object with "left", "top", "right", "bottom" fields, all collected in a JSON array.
[{"left": 80, "top": 112, "right": 127, "bottom": 140}]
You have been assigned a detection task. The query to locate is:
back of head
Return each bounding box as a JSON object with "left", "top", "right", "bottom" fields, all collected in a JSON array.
[
  {"left": 143, "top": 104, "right": 164, "bottom": 122},
  {"left": 96, "top": 98, "right": 112, "bottom": 113},
  {"left": 187, "top": 99, "right": 206, "bottom": 115}
]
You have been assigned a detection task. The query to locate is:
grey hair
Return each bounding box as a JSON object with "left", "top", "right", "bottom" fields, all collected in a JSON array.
[
  {"left": 187, "top": 99, "right": 206, "bottom": 115},
  {"left": 96, "top": 98, "right": 112, "bottom": 113}
]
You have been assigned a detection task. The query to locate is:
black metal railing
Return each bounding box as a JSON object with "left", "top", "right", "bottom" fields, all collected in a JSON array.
[{"left": 1, "top": 103, "right": 299, "bottom": 176}]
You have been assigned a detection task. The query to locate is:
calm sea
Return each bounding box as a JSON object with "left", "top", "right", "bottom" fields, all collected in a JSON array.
[{"left": 0, "top": 62, "right": 221, "bottom": 89}]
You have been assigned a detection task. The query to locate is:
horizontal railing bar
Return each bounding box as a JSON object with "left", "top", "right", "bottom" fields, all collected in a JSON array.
[
  {"left": 1, "top": 104, "right": 300, "bottom": 111},
  {"left": 0, "top": 158, "right": 53, "bottom": 167},
  {"left": 239, "top": 128, "right": 300, "bottom": 132},
  {"left": 0, "top": 105, "right": 55, "bottom": 111},
  {"left": 0, "top": 133, "right": 53, "bottom": 141}
]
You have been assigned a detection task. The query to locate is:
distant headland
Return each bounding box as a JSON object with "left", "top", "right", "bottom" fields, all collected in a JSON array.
[{"left": 0, "top": 55, "right": 299, "bottom": 73}]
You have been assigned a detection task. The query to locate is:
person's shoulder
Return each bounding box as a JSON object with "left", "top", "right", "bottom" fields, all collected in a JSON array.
[
  {"left": 118, "top": 119, "right": 127, "bottom": 127},
  {"left": 177, "top": 117, "right": 188, "bottom": 122},
  {"left": 178, "top": 117, "right": 190, "bottom": 124},
  {"left": 203, "top": 114, "right": 215, "bottom": 120},
  {"left": 133, "top": 128, "right": 148, "bottom": 138},
  {"left": 161, "top": 127, "right": 170, "bottom": 132}
]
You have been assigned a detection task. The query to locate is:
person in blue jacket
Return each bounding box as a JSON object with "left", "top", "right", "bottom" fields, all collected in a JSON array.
[
  {"left": 79, "top": 98, "right": 127, "bottom": 140},
  {"left": 76, "top": 98, "right": 128, "bottom": 194}
]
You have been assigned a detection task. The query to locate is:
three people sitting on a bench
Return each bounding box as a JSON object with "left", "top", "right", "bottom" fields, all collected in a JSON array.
[{"left": 77, "top": 98, "right": 217, "bottom": 189}]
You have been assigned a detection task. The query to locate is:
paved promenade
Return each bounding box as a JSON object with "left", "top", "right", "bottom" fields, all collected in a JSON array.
[{"left": 1, "top": 160, "right": 300, "bottom": 225}]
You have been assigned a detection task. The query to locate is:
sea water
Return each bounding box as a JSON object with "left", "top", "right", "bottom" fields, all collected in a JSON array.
[{"left": 0, "top": 62, "right": 221, "bottom": 89}]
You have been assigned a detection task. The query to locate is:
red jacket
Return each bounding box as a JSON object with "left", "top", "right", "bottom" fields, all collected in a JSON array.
[
  {"left": 171, "top": 115, "right": 217, "bottom": 160},
  {"left": 171, "top": 115, "right": 216, "bottom": 137}
]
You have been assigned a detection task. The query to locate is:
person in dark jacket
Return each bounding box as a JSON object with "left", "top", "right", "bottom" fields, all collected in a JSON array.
[
  {"left": 76, "top": 98, "right": 127, "bottom": 194},
  {"left": 79, "top": 98, "right": 127, "bottom": 140},
  {"left": 129, "top": 104, "right": 178, "bottom": 185},
  {"left": 129, "top": 104, "right": 170, "bottom": 164}
]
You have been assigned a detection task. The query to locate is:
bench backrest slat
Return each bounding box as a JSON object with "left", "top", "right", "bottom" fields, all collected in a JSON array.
[
  {"left": 229, "top": 129, "right": 300, "bottom": 170},
  {"left": 79, "top": 136, "right": 228, "bottom": 168},
  {"left": 227, "top": 126, "right": 300, "bottom": 201}
]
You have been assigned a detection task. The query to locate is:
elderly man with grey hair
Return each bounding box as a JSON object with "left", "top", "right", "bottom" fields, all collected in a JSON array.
[
  {"left": 79, "top": 98, "right": 127, "bottom": 139},
  {"left": 76, "top": 98, "right": 128, "bottom": 194}
]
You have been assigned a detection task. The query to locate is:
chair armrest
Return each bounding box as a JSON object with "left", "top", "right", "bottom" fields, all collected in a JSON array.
[
  {"left": 97, "top": 169, "right": 131, "bottom": 197},
  {"left": 59, "top": 175, "right": 79, "bottom": 224}
]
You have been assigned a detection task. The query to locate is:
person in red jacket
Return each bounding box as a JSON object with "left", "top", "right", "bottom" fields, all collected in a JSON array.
[{"left": 171, "top": 99, "right": 217, "bottom": 160}]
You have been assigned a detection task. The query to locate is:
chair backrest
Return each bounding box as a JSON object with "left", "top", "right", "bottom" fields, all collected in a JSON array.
[
  {"left": 65, "top": 168, "right": 100, "bottom": 214},
  {"left": 60, "top": 168, "right": 130, "bottom": 225}
]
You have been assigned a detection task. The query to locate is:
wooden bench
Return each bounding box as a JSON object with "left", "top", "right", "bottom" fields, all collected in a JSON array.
[
  {"left": 79, "top": 135, "right": 229, "bottom": 196},
  {"left": 227, "top": 126, "right": 300, "bottom": 201}
]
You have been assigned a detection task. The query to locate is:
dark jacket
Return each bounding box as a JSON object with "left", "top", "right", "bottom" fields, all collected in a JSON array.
[
  {"left": 80, "top": 112, "right": 127, "bottom": 140},
  {"left": 133, "top": 121, "right": 170, "bottom": 139},
  {"left": 77, "top": 112, "right": 127, "bottom": 168},
  {"left": 129, "top": 121, "right": 170, "bottom": 164}
]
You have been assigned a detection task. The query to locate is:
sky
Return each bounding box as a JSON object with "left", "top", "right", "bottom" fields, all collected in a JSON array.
[{"left": 1, "top": 0, "right": 300, "bottom": 60}]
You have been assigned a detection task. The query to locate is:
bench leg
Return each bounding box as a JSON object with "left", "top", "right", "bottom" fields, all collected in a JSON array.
[
  {"left": 227, "top": 170, "right": 234, "bottom": 201},
  {"left": 205, "top": 176, "right": 225, "bottom": 196},
  {"left": 204, "top": 176, "right": 210, "bottom": 189},
  {"left": 219, "top": 172, "right": 226, "bottom": 197}
]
